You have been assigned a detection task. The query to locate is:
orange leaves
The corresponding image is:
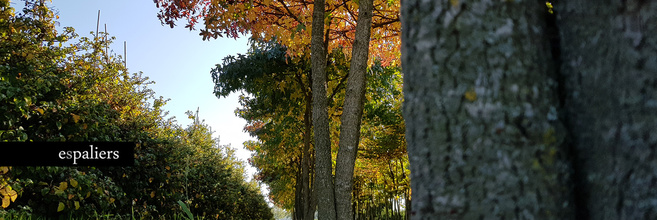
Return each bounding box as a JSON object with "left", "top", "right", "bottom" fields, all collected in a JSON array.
[{"left": 156, "top": 0, "right": 400, "bottom": 66}]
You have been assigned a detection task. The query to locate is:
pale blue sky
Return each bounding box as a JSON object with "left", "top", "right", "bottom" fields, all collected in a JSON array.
[{"left": 10, "top": 0, "right": 256, "bottom": 176}]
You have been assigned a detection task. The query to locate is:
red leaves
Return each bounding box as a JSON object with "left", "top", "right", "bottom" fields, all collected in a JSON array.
[{"left": 153, "top": 0, "right": 400, "bottom": 64}]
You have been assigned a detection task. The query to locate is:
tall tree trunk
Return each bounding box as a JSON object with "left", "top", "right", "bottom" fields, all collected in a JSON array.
[
  {"left": 556, "top": 1, "right": 657, "bottom": 219},
  {"left": 401, "top": 0, "right": 573, "bottom": 219},
  {"left": 294, "top": 160, "right": 303, "bottom": 220},
  {"left": 304, "top": 92, "right": 317, "bottom": 220},
  {"left": 334, "top": 0, "right": 374, "bottom": 218},
  {"left": 311, "top": 0, "right": 335, "bottom": 218}
]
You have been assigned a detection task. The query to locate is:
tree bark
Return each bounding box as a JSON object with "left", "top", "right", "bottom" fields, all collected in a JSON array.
[
  {"left": 334, "top": 0, "right": 374, "bottom": 219},
  {"left": 556, "top": 1, "right": 657, "bottom": 219},
  {"left": 294, "top": 160, "right": 303, "bottom": 220},
  {"left": 304, "top": 91, "right": 317, "bottom": 220},
  {"left": 311, "top": 0, "right": 336, "bottom": 218},
  {"left": 402, "top": 0, "right": 573, "bottom": 219}
]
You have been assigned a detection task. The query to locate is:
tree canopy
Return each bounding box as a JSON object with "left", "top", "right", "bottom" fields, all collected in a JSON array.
[
  {"left": 212, "top": 41, "right": 409, "bottom": 218},
  {"left": 153, "top": 0, "right": 400, "bottom": 66}
]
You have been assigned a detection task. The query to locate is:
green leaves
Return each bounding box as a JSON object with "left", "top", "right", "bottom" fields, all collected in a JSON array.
[
  {"left": 177, "top": 200, "right": 195, "bottom": 220},
  {"left": 0, "top": 1, "right": 272, "bottom": 218},
  {"left": 57, "top": 202, "right": 65, "bottom": 212}
]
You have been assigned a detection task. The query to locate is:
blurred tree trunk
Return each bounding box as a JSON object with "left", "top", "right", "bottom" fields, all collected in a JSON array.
[
  {"left": 401, "top": 0, "right": 573, "bottom": 219},
  {"left": 557, "top": 0, "right": 657, "bottom": 219},
  {"left": 403, "top": 0, "right": 657, "bottom": 219}
]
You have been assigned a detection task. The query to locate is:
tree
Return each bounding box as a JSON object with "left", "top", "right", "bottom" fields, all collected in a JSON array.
[
  {"left": 154, "top": 0, "right": 399, "bottom": 218},
  {"left": 556, "top": 1, "right": 657, "bottom": 218},
  {"left": 212, "top": 41, "right": 410, "bottom": 219},
  {"left": 153, "top": 0, "right": 399, "bottom": 65},
  {"left": 212, "top": 42, "right": 319, "bottom": 219},
  {"left": 333, "top": 0, "right": 373, "bottom": 218},
  {"left": 402, "top": 0, "right": 657, "bottom": 219}
]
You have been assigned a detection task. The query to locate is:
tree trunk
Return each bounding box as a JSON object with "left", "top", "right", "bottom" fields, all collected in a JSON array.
[
  {"left": 311, "top": 0, "right": 336, "bottom": 217},
  {"left": 334, "top": 0, "right": 374, "bottom": 219},
  {"left": 295, "top": 159, "right": 303, "bottom": 220},
  {"left": 556, "top": 1, "right": 657, "bottom": 219},
  {"left": 304, "top": 92, "right": 317, "bottom": 220},
  {"left": 401, "top": 0, "right": 573, "bottom": 219}
]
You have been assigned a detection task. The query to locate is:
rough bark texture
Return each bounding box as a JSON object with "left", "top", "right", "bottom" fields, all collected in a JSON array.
[
  {"left": 295, "top": 91, "right": 317, "bottom": 220},
  {"left": 304, "top": 92, "right": 317, "bottom": 220},
  {"left": 334, "top": 0, "right": 374, "bottom": 219},
  {"left": 557, "top": 1, "right": 657, "bottom": 219},
  {"left": 402, "top": 0, "right": 573, "bottom": 219},
  {"left": 311, "top": 0, "right": 336, "bottom": 218}
]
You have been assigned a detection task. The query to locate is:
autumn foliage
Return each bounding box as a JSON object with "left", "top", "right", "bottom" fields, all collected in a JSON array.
[{"left": 154, "top": 0, "right": 400, "bottom": 66}]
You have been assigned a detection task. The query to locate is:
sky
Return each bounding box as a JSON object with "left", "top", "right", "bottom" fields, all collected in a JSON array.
[{"left": 10, "top": 0, "right": 257, "bottom": 178}]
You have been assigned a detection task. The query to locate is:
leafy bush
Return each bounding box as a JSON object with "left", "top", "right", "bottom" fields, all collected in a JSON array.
[{"left": 0, "top": 1, "right": 272, "bottom": 219}]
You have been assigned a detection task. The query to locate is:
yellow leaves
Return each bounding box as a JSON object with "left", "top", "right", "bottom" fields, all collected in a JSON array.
[
  {"left": 69, "top": 178, "right": 78, "bottom": 188},
  {"left": 58, "top": 181, "right": 68, "bottom": 191},
  {"left": 74, "top": 201, "right": 80, "bottom": 210},
  {"left": 109, "top": 197, "right": 115, "bottom": 204},
  {"left": 35, "top": 107, "right": 44, "bottom": 115},
  {"left": 149, "top": 177, "right": 154, "bottom": 183},
  {"left": 0, "top": 187, "right": 18, "bottom": 208},
  {"left": 150, "top": 191, "right": 156, "bottom": 198},
  {"left": 464, "top": 88, "right": 477, "bottom": 102},
  {"left": 278, "top": 81, "right": 287, "bottom": 91},
  {"left": 165, "top": 165, "right": 171, "bottom": 171},
  {"left": 1, "top": 196, "right": 9, "bottom": 209},
  {"left": 546, "top": 2, "right": 554, "bottom": 14},
  {"left": 57, "top": 202, "right": 65, "bottom": 212},
  {"left": 0, "top": 170, "right": 11, "bottom": 208},
  {"left": 54, "top": 181, "right": 67, "bottom": 195},
  {"left": 450, "top": 0, "right": 459, "bottom": 7},
  {"left": 290, "top": 90, "right": 303, "bottom": 100},
  {"left": 71, "top": 113, "right": 80, "bottom": 123}
]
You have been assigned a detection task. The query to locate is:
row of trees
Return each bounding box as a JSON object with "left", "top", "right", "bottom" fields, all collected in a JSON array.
[
  {"left": 154, "top": 0, "right": 403, "bottom": 218},
  {"left": 0, "top": 1, "right": 272, "bottom": 219},
  {"left": 211, "top": 41, "right": 409, "bottom": 219}
]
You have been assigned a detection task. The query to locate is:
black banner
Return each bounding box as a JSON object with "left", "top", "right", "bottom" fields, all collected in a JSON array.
[{"left": 0, "top": 142, "right": 135, "bottom": 166}]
